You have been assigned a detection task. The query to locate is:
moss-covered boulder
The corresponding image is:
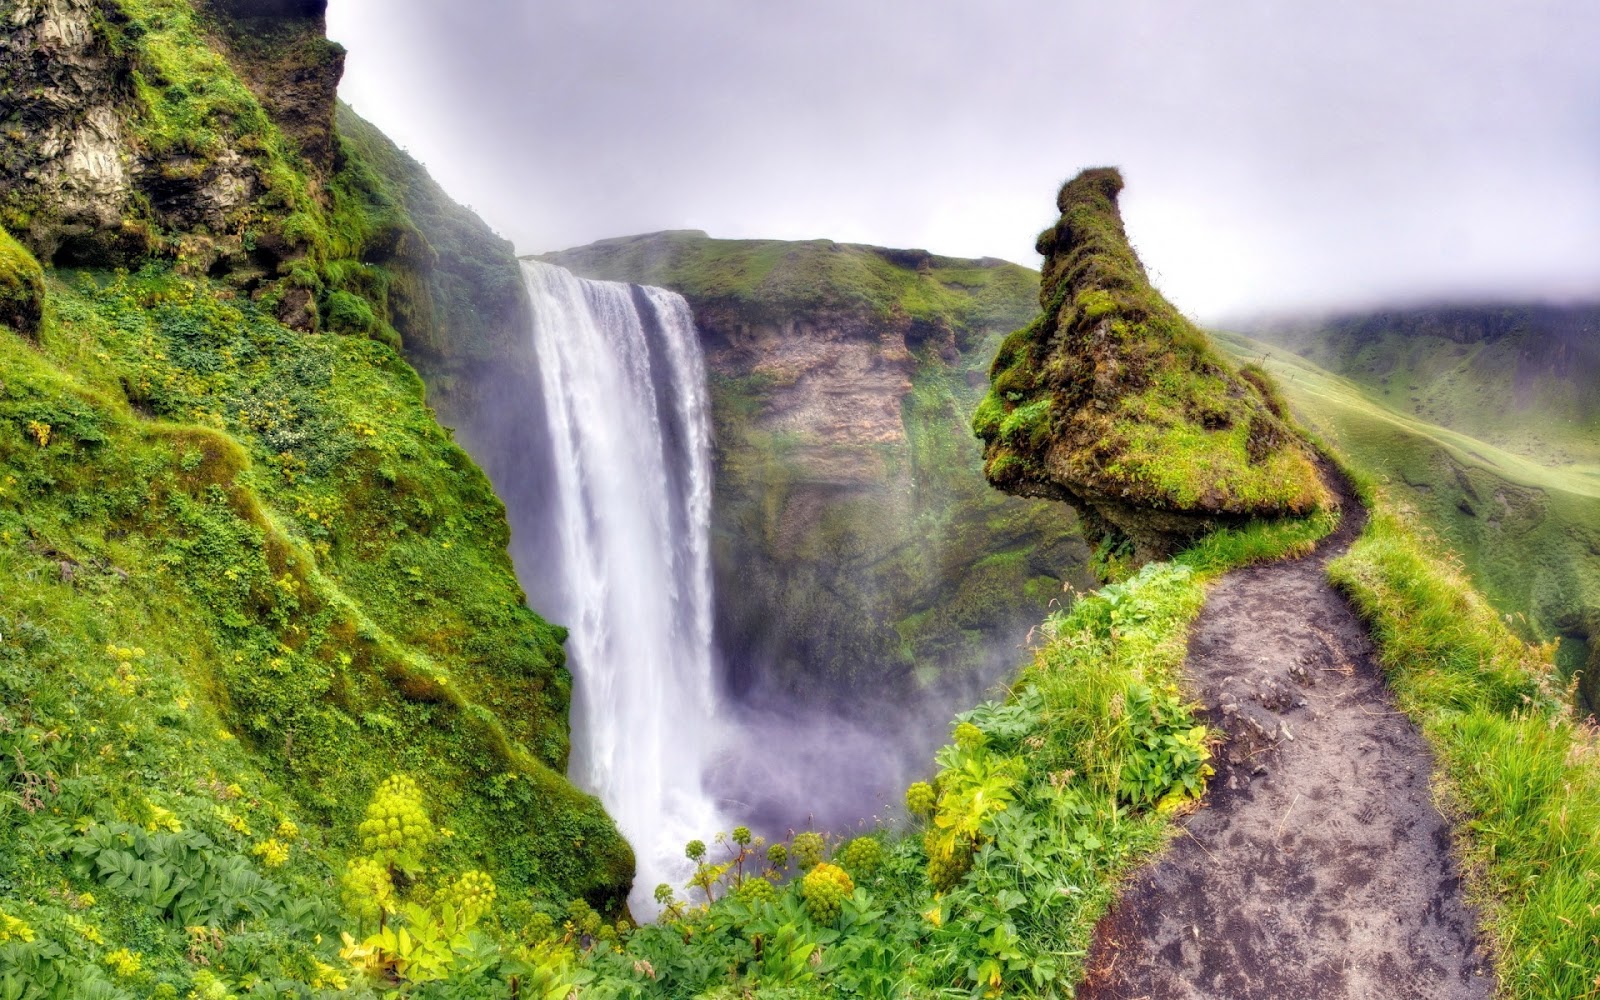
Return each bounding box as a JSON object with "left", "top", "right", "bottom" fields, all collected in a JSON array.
[
  {"left": 974, "top": 168, "right": 1328, "bottom": 560},
  {"left": 0, "top": 225, "right": 44, "bottom": 336}
]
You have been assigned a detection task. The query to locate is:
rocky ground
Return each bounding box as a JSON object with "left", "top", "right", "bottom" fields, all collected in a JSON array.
[{"left": 1079, "top": 471, "right": 1494, "bottom": 999}]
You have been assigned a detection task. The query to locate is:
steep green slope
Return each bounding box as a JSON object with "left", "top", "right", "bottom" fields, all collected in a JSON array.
[
  {"left": 1248, "top": 304, "right": 1600, "bottom": 465},
  {"left": 0, "top": 2, "right": 630, "bottom": 995},
  {"left": 1219, "top": 331, "right": 1600, "bottom": 710},
  {"left": 544, "top": 231, "right": 1090, "bottom": 704},
  {"left": 974, "top": 169, "right": 1328, "bottom": 562}
]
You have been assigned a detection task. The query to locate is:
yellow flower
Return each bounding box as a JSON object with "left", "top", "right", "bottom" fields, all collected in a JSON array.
[
  {"left": 252, "top": 839, "right": 289, "bottom": 867},
  {"left": 0, "top": 911, "right": 34, "bottom": 943},
  {"left": 104, "top": 948, "right": 142, "bottom": 977}
]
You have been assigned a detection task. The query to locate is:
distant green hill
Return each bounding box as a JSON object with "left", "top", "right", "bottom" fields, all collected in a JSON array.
[
  {"left": 1246, "top": 304, "right": 1600, "bottom": 465},
  {"left": 1217, "top": 329, "right": 1600, "bottom": 709}
]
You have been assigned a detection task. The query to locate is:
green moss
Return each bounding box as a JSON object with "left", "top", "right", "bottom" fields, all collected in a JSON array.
[
  {"left": 0, "top": 225, "right": 44, "bottom": 336},
  {"left": 973, "top": 169, "right": 1327, "bottom": 554}
]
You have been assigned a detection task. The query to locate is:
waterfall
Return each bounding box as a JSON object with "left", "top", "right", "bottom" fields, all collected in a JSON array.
[{"left": 520, "top": 259, "right": 724, "bottom": 917}]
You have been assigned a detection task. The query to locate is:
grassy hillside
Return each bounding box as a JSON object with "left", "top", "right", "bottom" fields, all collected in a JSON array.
[
  {"left": 1218, "top": 331, "right": 1600, "bottom": 710},
  {"left": 1330, "top": 474, "right": 1597, "bottom": 1000},
  {"left": 545, "top": 232, "right": 1090, "bottom": 708},
  {"left": 0, "top": 2, "right": 632, "bottom": 995},
  {"left": 1248, "top": 304, "right": 1600, "bottom": 465}
]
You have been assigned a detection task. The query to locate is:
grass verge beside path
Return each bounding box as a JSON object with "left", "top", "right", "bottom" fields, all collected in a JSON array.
[
  {"left": 460, "top": 505, "right": 1340, "bottom": 999},
  {"left": 1329, "top": 477, "right": 1600, "bottom": 1000}
]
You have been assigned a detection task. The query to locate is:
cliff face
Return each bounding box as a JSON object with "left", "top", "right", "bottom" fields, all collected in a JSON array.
[
  {"left": 974, "top": 169, "right": 1328, "bottom": 562},
  {"left": 0, "top": 0, "right": 400, "bottom": 335},
  {"left": 544, "top": 232, "right": 1090, "bottom": 708},
  {"left": 0, "top": 4, "right": 631, "bottom": 990}
]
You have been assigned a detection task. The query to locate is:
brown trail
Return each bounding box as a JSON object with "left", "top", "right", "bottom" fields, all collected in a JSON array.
[{"left": 1079, "top": 469, "right": 1493, "bottom": 1000}]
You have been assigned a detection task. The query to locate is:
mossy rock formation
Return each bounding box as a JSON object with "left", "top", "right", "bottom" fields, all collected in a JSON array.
[
  {"left": 975, "top": 168, "right": 1328, "bottom": 561},
  {"left": 0, "top": 225, "right": 45, "bottom": 336}
]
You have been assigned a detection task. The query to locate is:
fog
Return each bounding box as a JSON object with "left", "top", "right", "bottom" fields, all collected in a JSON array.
[
  {"left": 323, "top": 0, "right": 1600, "bottom": 862},
  {"left": 327, "top": 0, "right": 1600, "bottom": 320}
]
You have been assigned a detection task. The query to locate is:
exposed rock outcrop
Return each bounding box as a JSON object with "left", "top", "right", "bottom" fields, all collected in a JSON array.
[
  {"left": 975, "top": 168, "right": 1328, "bottom": 561},
  {"left": 0, "top": 0, "right": 143, "bottom": 264},
  {"left": 203, "top": 0, "right": 345, "bottom": 174}
]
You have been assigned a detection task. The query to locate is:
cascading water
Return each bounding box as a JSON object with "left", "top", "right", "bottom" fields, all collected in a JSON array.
[{"left": 520, "top": 259, "right": 725, "bottom": 917}]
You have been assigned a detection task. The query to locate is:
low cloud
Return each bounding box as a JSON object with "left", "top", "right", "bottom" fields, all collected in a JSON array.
[{"left": 328, "top": 0, "right": 1600, "bottom": 319}]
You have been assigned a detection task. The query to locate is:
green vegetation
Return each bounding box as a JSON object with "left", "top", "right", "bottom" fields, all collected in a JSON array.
[
  {"left": 253, "top": 508, "right": 1328, "bottom": 997},
  {"left": 0, "top": 261, "right": 628, "bottom": 997},
  {"left": 0, "top": 224, "right": 44, "bottom": 336},
  {"left": 974, "top": 169, "right": 1327, "bottom": 558},
  {"left": 1218, "top": 331, "right": 1600, "bottom": 710},
  {"left": 1330, "top": 477, "right": 1598, "bottom": 1000},
  {"left": 332, "top": 103, "right": 533, "bottom": 401},
  {"left": 543, "top": 230, "right": 1040, "bottom": 333}
]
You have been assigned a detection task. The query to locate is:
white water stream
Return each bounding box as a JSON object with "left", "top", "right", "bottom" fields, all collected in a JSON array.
[{"left": 520, "top": 259, "right": 725, "bottom": 917}]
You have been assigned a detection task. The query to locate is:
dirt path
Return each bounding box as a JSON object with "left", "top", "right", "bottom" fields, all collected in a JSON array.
[{"left": 1079, "top": 472, "right": 1493, "bottom": 999}]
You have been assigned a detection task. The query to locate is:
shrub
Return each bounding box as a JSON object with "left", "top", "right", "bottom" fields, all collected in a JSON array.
[
  {"left": 800, "top": 863, "right": 854, "bottom": 924},
  {"left": 792, "top": 831, "right": 826, "bottom": 871},
  {"left": 357, "top": 774, "right": 435, "bottom": 872}
]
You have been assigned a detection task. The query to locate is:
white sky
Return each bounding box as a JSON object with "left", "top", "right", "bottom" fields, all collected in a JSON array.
[{"left": 326, "top": 0, "right": 1600, "bottom": 321}]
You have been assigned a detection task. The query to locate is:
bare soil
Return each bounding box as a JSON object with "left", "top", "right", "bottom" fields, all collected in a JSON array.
[{"left": 1079, "top": 471, "right": 1494, "bottom": 999}]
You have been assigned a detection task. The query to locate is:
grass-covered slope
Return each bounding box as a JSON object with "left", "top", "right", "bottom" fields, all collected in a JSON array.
[
  {"left": 1248, "top": 304, "right": 1600, "bottom": 466},
  {"left": 546, "top": 232, "right": 1089, "bottom": 705},
  {"left": 0, "top": 253, "right": 630, "bottom": 997},
  {"left": 975, "top": 169, "right": 1327, "bottom": 560},
  {"left": 1219, "top": 331, "right": 1600, "bottom": 711},
  {"left": 0, "top": 1, "right": 636, "bottom": 993}
]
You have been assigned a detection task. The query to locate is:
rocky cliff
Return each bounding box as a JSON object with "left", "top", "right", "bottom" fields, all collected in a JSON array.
[
  {"left": 544, "top": 231, "right": 1091, "bottom": 709},
  {"left": 0, "top": 3, "right": 630, "bottom": 993},
  {"left": 974, "top": 168, "right": 1328, "bottom": 563}
]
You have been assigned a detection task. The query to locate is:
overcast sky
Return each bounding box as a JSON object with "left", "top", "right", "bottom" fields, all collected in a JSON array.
[{"left": 326, "top": 0, "right": 1600, "bottom": 320}]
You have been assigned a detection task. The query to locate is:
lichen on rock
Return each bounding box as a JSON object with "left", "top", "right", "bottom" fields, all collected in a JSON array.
[{"left": 974, "top": 167, "right": 1329, "bottom": 562}]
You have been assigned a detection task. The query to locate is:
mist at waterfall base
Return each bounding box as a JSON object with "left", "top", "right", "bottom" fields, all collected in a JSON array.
[{"left": 503, "top": 260, "right": 1022, "bottom": 918}]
